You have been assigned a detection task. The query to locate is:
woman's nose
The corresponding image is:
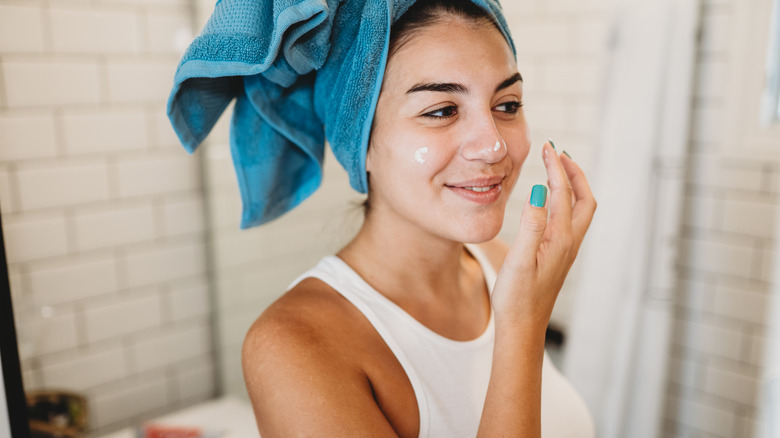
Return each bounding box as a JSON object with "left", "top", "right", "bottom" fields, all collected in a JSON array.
[{"left": 460, "top": 114, "right": 507, "bottom": 163}]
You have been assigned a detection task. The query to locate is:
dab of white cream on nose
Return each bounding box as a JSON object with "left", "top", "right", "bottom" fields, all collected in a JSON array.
[
  {"left": 414, "top": 147, "right": 429, "bottom": 164},
  {"left": 493, "top": 139, "right": 506, "bottom": 152}
]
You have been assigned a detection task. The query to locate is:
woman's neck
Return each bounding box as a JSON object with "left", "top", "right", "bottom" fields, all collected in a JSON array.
[{"left": 338, "top": 204, "right": 478, "bottom": 303}]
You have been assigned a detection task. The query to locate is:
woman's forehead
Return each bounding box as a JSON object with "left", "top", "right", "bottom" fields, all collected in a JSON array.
[{"left": 384, "top": 19, "right": 517, "bottom": 94}]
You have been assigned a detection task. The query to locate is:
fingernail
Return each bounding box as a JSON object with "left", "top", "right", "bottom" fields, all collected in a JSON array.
[
  {"left": 562, "top": 150, "right": 571, "bottom": 159},
  {"left": 548, "top": 139, "right": 556, "bottom": 150},
  {"left": 530, "top": 184, "right": 547, "bottom": 207}
]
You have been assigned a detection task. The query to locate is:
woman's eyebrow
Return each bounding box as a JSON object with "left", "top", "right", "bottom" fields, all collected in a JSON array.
[
  {"left": 495, "top": 72, "right": 523, "bottom": 93},
  {"left": 406, "top": 82, "right": 467, "bottom": 94},
  {"left": 405, "top": 72, "right": 524, "bottom": 95}
]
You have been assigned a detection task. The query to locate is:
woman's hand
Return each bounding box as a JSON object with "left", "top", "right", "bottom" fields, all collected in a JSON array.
[
  {"left": 477, "top": 141, "right": 596, "bottom": 437},
  {"left": 491, "top": 141, "right": 597, "bottom": 329}
]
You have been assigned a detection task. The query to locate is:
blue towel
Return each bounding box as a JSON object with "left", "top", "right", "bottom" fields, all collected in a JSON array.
[{"left": 168, "top": 0, "right": 516, "bottom": 228}]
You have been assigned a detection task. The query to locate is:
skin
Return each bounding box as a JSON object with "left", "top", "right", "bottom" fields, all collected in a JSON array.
[{"left": 242, "top": 15, "right": 596, "bottom": 438}]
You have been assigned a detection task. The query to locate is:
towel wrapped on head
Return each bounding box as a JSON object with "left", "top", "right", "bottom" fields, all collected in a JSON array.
[{"left": 167, "top": 0, "right": 516, "bottom": 229}]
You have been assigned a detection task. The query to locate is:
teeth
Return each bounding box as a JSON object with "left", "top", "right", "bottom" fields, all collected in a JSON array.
[{"left": 464, "top": 186, "right": 493, "bottom": 192}]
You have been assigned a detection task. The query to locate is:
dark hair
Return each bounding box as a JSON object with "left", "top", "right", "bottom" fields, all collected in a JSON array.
[
  {"left": 389, "top": 0, "right": 501, "bottom": 58},
  {"left": 362, "top": 0, "right": 500, "bottom": 214}
]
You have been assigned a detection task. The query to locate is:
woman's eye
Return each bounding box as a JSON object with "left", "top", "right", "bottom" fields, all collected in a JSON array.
[
  {"left": 495, "top": 101, "right": 523, "bottom": 114},
  {"left": 422, "top": 106, "right": 458, "bottom": 118}
]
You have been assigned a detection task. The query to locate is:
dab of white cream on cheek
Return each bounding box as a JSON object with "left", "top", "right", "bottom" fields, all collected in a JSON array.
[{"left": 414, "top": 147, "right": 429, "bottom": 164}]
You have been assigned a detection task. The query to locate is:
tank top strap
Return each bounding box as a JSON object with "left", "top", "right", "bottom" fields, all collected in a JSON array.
[{"left": 464, "top": 243, "right": 497, "bottom": 294}]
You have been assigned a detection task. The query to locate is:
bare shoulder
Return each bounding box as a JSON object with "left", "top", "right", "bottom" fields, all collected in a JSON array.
[
  {"left": 475, "top": 237, "right": 510, "bottom": 272},
  {"left": 243, "top": 277, "right": 356, "bottom": 358},
  {"left": 242, "top": 277, "right": 364, "bottom": 390},
  {"left": 242, "top": 278, "right": 398, "bottom": 436}
]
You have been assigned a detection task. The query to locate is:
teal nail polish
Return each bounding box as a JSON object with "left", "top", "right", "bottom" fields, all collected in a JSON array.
[
  {"left": 549, "top": 139, "right": 556, "bottom": 150},
  {"left": 562, "top": 150, "right": 571, "bottom": 159},
  {"left": 530, "top": 184, "right": 547, "bottom": 207}
]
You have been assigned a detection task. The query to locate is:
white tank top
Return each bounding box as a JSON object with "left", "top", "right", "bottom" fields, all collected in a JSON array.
[{"left": 288, "top": 245, "right": 596, "bottom": 438}]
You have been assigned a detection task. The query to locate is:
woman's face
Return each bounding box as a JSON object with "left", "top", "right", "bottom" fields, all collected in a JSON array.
[{"left": 366, "top": 17, "right": 530, "bottom": 243}]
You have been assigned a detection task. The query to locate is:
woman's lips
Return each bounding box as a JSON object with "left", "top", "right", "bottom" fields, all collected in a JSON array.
[{"left": 445, "top": 177, "right": 504, "bottom": 205}]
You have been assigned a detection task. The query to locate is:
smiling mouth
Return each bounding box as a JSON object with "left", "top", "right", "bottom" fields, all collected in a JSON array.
[
  {"left": 444, "top": 178, "right": 504, "bottom": 205},
  {"left": 445, "top": 175, "right": 505, "bottom": 190},
  {"left": 461, "top": 185, "right": 498, "bottom": 192}
]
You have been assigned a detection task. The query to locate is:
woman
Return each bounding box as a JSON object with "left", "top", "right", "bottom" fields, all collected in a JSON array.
[{"left": 240, "top": 1, "right": 597, "bottom": 437}]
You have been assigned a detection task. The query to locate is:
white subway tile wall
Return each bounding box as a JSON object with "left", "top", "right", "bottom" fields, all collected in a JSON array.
[
  {"left": 167, "top": 280, "right": 209, "bottom": 321},
  {"left": 27, "top": 254, "right": 119, "bottom": 306},
  {"left": 665, "top": 0, "right": 779, "bottom": 436},
  {"left": 0, "top": 0, "right": 213, "bottom": 434},
  {"left": 62, "top": 109, "right": 150, "bottom": 155},
  {"left": 0, "top": 112, "right": 58, "bottom": 160},
  {"left": 0, "top": 5, "right": 46, "bottom": 54},
  {"left": 0, "top": 166, "right": 14, "bottom": 213},
  {"left": 3, "top": 59, "right": 102, "bottom": 107},
  {"left": 48, "top": 8, "right": 142, "bottom": 54},
  {"left": 16, "top": 159, "right": 111, "bottom": 210},
  {"left": 40, "top": 342, "right": 129, "bottom": 391},
  {"left": 73, "top": 202, "right": 157, "bottom": 251},
  {"left": 175, "top": 361, "right": 215, "bottom": 403},
  {"left": 89, "top": 370, "right": 172, "bottom": 428},
  {"left": 160, "top": 195, "right": 205, "bottom": 237},
  {"left": 20, "top": 308, "right": 80, "bottom": 356},
  {"left": 132, "top": 322, "right": 209, "bottom": 374},
  {"left": 83, "top": 291, "right": 163, "bottom": 344},
  {"left": 3, "top": 213, "right": 69, "bottom": 263},
  {"left": 105, "top": 61, "right": 178, "bottom": 103}
]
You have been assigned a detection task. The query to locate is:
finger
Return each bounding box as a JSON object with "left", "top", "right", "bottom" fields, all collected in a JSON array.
[
  {"left": 505, "top": 184, "right": 549, "bottom": 271},
  {"left": 560, "top": 151, "right": 576, "bottom": 207},
  {"left": 560, "top": 152, "right": 596, "bottom": 245},
  {"left": 542, "top": 140, "right": 573, "bottom": 236}
]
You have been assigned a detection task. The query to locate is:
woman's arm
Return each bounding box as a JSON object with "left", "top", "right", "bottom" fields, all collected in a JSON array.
[{"left": 478, "top": 142, "right": 596, "bottom": 437}]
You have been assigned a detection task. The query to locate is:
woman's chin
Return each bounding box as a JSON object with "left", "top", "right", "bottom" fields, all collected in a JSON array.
[{"left": 447, "top": 215, "right": 504, "bottom": 244}]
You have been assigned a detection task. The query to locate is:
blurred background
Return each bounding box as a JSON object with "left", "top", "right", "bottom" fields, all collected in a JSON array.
[{"left": 0, "top": 0, "right": 778, "bottom": 436}]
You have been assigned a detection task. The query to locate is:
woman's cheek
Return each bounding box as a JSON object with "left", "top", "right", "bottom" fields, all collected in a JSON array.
[
  {"left": 401, "top": 131, "right": 438, "bottom": 168},
  {"left": 514, "top": 139, "right": 531, "bottom": 161},
  {"left": 508, "top": 127, "right": 531, "bottom": 162},
  {"left": 408, "top": 142, "right": 449, "bottom": 175},
  {"left": 412, "top": 146, "right": 430, "bottom": 165}
]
